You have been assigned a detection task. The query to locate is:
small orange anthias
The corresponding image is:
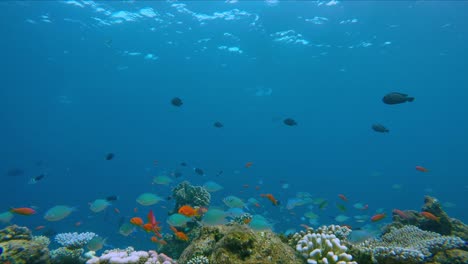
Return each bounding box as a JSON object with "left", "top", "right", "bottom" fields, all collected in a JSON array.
[
  {"left": 178, "top": 205, "right": 201, "bottom": 217},
  {"left": 260, "top": 193, "right": 280, "bottom": 206},
  {"left": 130, "top": 210, "right": 166, "bottom": 245},
  {"left": 170, "top": 226, "right": 189, "bottom": 241}
]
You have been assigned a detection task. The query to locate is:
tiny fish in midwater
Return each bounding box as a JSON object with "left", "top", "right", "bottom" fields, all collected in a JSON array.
[
  {"left": 372, "top": 124, "right": 389, "bottom": 133},
  {"left": 283, "top": 118, "right": 297, "bottom": 126},
  {"left": 382, "top": 92, "right": 414, "bottom": 105},
  {"left": 171, "top": 97, "right": 183, "bottom": 107}
]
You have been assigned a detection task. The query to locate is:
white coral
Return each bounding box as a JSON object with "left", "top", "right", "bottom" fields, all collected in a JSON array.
[{"left": 296, "top": 233, "right": 357, "bottom": 264}]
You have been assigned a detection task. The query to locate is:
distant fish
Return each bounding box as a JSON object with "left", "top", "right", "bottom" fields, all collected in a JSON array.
[
  {"left": 105, "top": 195, "right": 119, "bottom": 202},
  {"left": 420, "top": 211, "right": 440, "bottom": 222},
  {"left": 28, "top": 174, "right": 46, "bottom": 184},
  {"left": 245, "top": 162, "right": 253, "bottom": 168},
  {"left": 372, "top": 124, "right": 389, "bottom": 133},
  {"left": 283, "top": 118, "right": 297, "bottom": 126},
  {"left": 10, "top": 207, "right": 36, "bottom": 216},
  {"left": 382, "top": 92, "right": 414, "bottom": 105},
  {"left": 371, "top": 213, "right": 386, "bottom": 222},
  {"left": 213, "top": 121, "right": 224, "bottom": 128},
  {"left": 194, "top": 168, "right": 205, "bottom": 176},
  {"left": 180, "top": 162, "right": 188, "bottom": 167},
  {"left": 105, "top": 153, "right": 115, "bottom": 160},
  {"left": 216, "top": 170, "right": 223, "bottom": 177},
  {"left": 338, "top": 194, "right": 348, "bottom": 202},
  {"left": 415, "top": 166, "right": 429, "bottom": 172},
  {"left": 171, "top": 97, "right": 183, "bottom": 107}
]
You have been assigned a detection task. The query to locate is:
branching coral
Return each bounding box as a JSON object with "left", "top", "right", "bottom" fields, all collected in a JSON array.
[
  {"left": 296, "top": 233, "right": 357, "bottom": 264},
  {"left": 173, "top": 181, "right": 211, "bottom": 209}
]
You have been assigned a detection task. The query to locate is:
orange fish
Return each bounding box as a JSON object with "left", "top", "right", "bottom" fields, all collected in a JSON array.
[
  {"left": 35, "top": 225, "right": 46, "bottom": 230},
  {"left": 300, "top": 224, "right": 311, "bottom": 229},
  {"left": 245, "top": 162, "right": 253, "bottom": 168},
  {"left": 178, "top": 205, "right": 200, "bottom": 217},
  {"left": 130, "top": 217, "right": 144, "bottom": 226},
  {"left": 415, "top": 166, "right": 429, "bottom": 172},
  {"left": 151, "top": 236, "right": 167, "bottom": 245},
  {"left": 338, "top": 194, "right": 348, "bottom": 202},
  {"left": 143, "top": 223, "right": 154, "bottom": 232},
  {"left": 75, "top": 221, "right": 82, "bottom": 227},
  {"left": 260, "top": 194, "right": 280, "bottom": 206},
  {"left": 255, "top": 186, "right": 261, "bottom": 190},
  {"left": 420, "top": 212, "right": 440, "bottom": 222},
  {"left": 170, "top": 226, "right": 189, "bottom": 241},
  {"left": 243, "top": 218, "right": 252, "bottom": 224},
  {"left": 392, "top": 209, "right": 409, "bottom": 219},
  {"left": 10, "top": 207, "right": 36, "bottom": 215},
  {"left": 254, "top": 203, "right": 261, "bottom": 208},
  {"left": 371, "top": 213, "right": 386, "bottom": 222},
  {"left": 114, "top": 208, "right": 120, "bottom": 214},
  {"left": 134, "top": 207, "right": 138, "bottom": 213}
]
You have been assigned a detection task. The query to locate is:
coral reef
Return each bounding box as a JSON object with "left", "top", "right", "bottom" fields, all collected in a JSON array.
[
  {"left": 86, "top": 246, "right": 176, "bottom": 264},
  {"left": 50, "top": 247, "right": 85, "bottom": 264},
  {"left": 295, "top": 232, "right": 356, "bottom": 264},
  {"left": 178, "top": 224, "right": 303, "bottom": 264},
  {"left": 390, "top": 196, "right": 468, "bottom": 241},
  {"left": 172, "top": 181, "right": 211, "bottom": 210},
  {"left": 227, "top": 213, "right": 253, "bottom": 226},
  {"left": 55, "top": 232, "right": 97, "bottom": 249},
  {"left": 33, "top": 236, "right": 51, "bottom": 248},
  {"left": 351, "top": 225, "right": 465, "bottom": 264},
  {"left": 0, "top": 225, "right": 50, "bottom": 264},
  {"left": 289, "top": 225, "right": 352, "bottom": 247},
  {"left": 187, "top": 255, "right": 210, "bottom": 264}
]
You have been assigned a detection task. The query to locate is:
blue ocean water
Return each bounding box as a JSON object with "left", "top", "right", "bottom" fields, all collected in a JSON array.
[{"left": 1, "top": 0, "right": 467, "bottom": 251}]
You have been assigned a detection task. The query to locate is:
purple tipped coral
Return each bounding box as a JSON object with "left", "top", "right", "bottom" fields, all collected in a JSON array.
[{"left": 86, "top": 247, "right": 176, "bottom": 264}]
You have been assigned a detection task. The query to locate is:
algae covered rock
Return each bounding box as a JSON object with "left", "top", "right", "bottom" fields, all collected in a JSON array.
[
  {"left": 178, "top": 224, "right": 304, "bottom": 264},
  {"left": 0, "top": 225, "right": 50, "bottom": 264},
  {"left": 432, "top": 249, "right": 468, "bottom": 264}
]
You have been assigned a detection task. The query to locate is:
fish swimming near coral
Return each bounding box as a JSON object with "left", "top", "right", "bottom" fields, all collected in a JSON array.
[
  {"left": 371, "top": 213, "right": 386, "bottom": 222},
  {"left": 382, "top": 92, "right": 415, "bottom": 104},
  {"left": 10, "top": 207, "right": 36, "bottom": 216},
  {"left": 420, "top": 211, "right": 440, "bottom": 222}
]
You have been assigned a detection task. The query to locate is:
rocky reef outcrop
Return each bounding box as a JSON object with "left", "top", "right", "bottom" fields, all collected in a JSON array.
[
  {"left": 0, "top": 225, "right": 50, "bottom": 264},
  {"left": 178, "top": 224, "right": 304, "bottom": 264}
]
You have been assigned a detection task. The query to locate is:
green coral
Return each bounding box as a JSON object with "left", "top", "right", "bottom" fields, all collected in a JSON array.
[{"left": 352, "top": 225, "right": 465, "bottom": 264}]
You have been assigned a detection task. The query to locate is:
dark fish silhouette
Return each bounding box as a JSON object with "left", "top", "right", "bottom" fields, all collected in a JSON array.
[
  {"left": 106, "top": 195, "right": 119, "bottom": 202},
  {"left": 213, "top": 121, "right": 224, "bottom": 128},
  {"left": 106, "top": 153, "right": 115, "bottom": 160},
  {"left": 372, "top": 124, "right": 389, "bottom": 133},
  {"left": 173, "top": 171, "right": 182, "bottom": 178},
  {"left": 171, "top": 97, "right": 183, "bottom": 107},
  {"left": 194, "top": 168, "right": 204, "bottom": 176},
  {"left": 216, "top": 170, "right": 223, "bottom": 177},
  {"left": 382, "top": 92, "right": 414, "bottom": 105},
  {"left": 180, "top": 162, "right": 187, "bottom": 167},
  {"left": 283, "top": 118, "right": 297, "bottom": 126}
]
